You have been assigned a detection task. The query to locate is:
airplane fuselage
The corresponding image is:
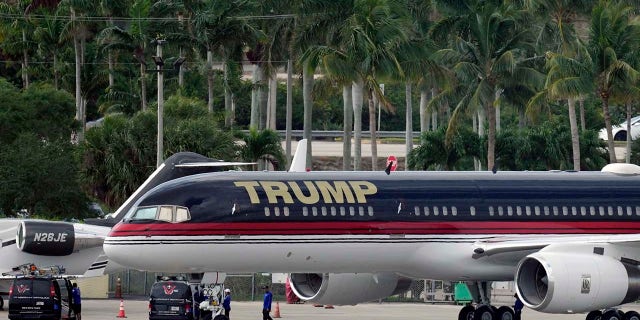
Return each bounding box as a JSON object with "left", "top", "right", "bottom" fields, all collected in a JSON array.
[{"left": 104, "top": 170, "right": 640, "bottom": 279}]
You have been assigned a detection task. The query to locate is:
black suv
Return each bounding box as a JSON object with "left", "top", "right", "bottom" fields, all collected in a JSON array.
[
  {"left": 8, "top": 276, "right": 75, "bottom": 320},
  {"left": 149, "top": 280, "right": 193, "bottom": 320}
]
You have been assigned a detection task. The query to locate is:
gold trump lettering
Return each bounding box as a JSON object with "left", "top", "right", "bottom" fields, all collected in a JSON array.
[{"left": 234, "top": 180, "right": 378, "bottom": 204}]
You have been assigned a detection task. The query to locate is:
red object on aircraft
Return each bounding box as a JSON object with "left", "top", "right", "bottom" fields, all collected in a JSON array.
[
  {"left": 386, "top": 156, "right": 397, "bottom": 172},
  {"left": 285, "top": 277, "right": 300, "bottom": 304}
]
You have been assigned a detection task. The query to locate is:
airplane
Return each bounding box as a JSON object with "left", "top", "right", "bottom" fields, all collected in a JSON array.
[
  {"left": 0, "top": 152, "right": 254, "bottom": 309},
  {"left": 102, "top": 151, "right": 640, "bottom": 320}
]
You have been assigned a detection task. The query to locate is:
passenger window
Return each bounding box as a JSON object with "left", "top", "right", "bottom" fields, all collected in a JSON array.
[
  {"left": 414, "top": 206, "right": 421, "bottom": 216},
  {"left": 359, "top": 207, "right": 365, "bottom": 216},
  {"left": 175, "top": 207, "right": 190, "bottom": 222},
  {"left": 433, "top": 207, "right": 440, "bottom": 216},
  {"left": 470, "top": 206, "right": 476, "bottom": 216},
  {"left": 284, "top": 207, "right": 290, "bottom": 217},
  {"left": 489, "top": 206, "right": 494, "bottom": 216},
  {"left": 321, "top": 207, "right": 327, "bottom": 216},
  {"left": 133, "top": 206, "right": 158, "bottom": 220},
  {"left": 330, "top": 207, "right": 336, "bottom": 216},
  {"left": 516, "top": 206, "right": 522, "bottom": 216},
  {"left": 535, "top": 206, "right": 540, "bottom": 216},
  {"left": 590, "top": 206, "right": 596, "bottom": 216},
  {"left": 599, "top": 206, "right": 605, "bottom": 216},
  {"left": 349, "top": 207, "right": 355, "bottom": 216},
  {"left": 636, "top": 206, "right": 640, "bottom": 215},
  {"left": 274, "top": 207, "right": 281, "bottom": 217},
  {"left": 368, "top": 206, "right": 374, "bottom": 216},
  {"left": 571, "top": 207, "right": 576, "bottom": 216},
  {"left": 264, "top": 207, "right": 270, "bottom": 217},
  {"left": 312, "top": 207, "right": 318, "bottom": 216},
  {"left": 442, "top": 207, "right": 448, "bottom": 216},
  {"left": 498, "top": 206, "right": 503, "bottom": 216},
  {"left": 507, "top": 206, "right": 513, "bottom": 216},
  {"left": 607, "top": 206, "right": 613, "bottom": 216},
  {"left": 425, "top": 207, "right": 431, "bottom": 216},
  {"left": 303, "top": 207, "right": 308, "bottom": 216},
  {"left": 553, "top": 207, "right": 559, "bottom": 216},
  {"left": 581, "top": 207, "right": 586, "bottom": 216},
  {"left": 452, "top": 207, "right": 457, "bottom": 216},
  {"left": 627, "top": 206, "right": 633, "bottom": 216},
  {"left": 526, "top": 206, "right": 531, "bottom": 216},
  {"left": 618, "top": 206, "right": 624, "bottom": 216},
  {"left": 157, "top": 206, "right": 173, "bottom": 222},
  {"left": 340, "top": 207, "right": 346, "bottom": 216},
  {"left": 543, "top": 206, "right": 549, "bottom": 216}
]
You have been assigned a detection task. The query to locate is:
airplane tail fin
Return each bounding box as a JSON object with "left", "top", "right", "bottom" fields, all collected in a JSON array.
[
  {"left": 289, "top": 139, "right": 308, "bottom": 172},
  {"left": 84, "top": 153, "right": 255, "bottom": 227}
]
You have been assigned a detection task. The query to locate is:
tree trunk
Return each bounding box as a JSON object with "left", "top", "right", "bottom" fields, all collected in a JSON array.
[
  {"left": 369, "top": 90, "right": 378, "bottom": 171},
  {"left": 405, "top": 82, "right": 413, "bottom": 169},
  {"left": 602, "top": 97, "right": 618, "bottom": 163},
  {"left": 343, "top": 84, "right": 353, "bottom": 171},
  {"left": 285, "top": 59, "right": 293, "bottom": 166},
  {"left": 495, "top": 90, "right": 501, "bottom": 131},
  {"left": 518, "top": 108, "right": 525, "bottom": 129},
  {"left": 487, "top": 104, "right": 496, "bottom": 171},
  {"left": 258, "top": 67, "right": 269, "bottom": 130},
  {"left": 73, "top": 13, "right": 83, "bottom": 142},
  {"left": 22, "top": 29, "right": 29, "bottom": 89},
  {"left": 140, "top": 63, "right": 147, "bottom": 111},
  {"left": 156, "top": 42, "right": 164, "bottom": 168},
  {"left": 419, "top": 87, "right": 428, "bottom": 132},
  {"left": 352, "top": 78, "right": 364, "bottom": 170},
  {"left": 108, "top": 51, "right": 114, "bottom": 87},
  {"left": 568, "top": 98, "right": 580, "bottom": 171},
  {"left": 302, "top": 65, "right": 314, "bottom": 169},
  {"left": 626, "top": 103, "right": 632, "bottom": 164},
  {"left": 267, "top": 74, "right": 277, "bottom": 130},
  {"left": 53, "top": 54, "right": 59, "bottom": 90},
  {"left": 250, "top": 64, "right": 260, "bottom": 129},
  {"left": 207, "top": 50, "right": 214, "bottom": 113},
  {"left": 224, "top": 61, "right": 232, "bottom": 127},
  {"left": 579, "top": 99, "right": 586, "bottom": 131},
  {"left": 178, "top": 47, "right": 184, "bottom": 88}
]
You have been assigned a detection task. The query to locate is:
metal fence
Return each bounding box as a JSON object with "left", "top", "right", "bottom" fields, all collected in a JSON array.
[{"left": 107, "top": 271, "right": 455, "bottom": 303}]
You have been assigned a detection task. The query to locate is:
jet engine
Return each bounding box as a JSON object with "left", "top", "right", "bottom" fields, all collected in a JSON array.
[
  {"left": 16, "top": 221, "right": 76, "bottom": 256},
  {"left": 515, "top": 251, "right": 640, "bottom": 313},
  {"left": 289, "top": 273, "right": 412, "bottom": 305}
]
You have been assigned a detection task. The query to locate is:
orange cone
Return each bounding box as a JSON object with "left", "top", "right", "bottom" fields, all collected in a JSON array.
[
  {"left": 273, "top": 301, "right": 281, "bottom": 318},
  {"left": 116, "top": 299, "right": 127, "bottom": 318}
]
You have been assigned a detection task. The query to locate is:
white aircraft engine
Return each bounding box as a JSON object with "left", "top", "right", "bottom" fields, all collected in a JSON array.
[
  {"left": 515, "top": 251, "right": 640, "bottom": 313},
  {"left": 288, "top": 272, "right": 412, "bottom": 305}
]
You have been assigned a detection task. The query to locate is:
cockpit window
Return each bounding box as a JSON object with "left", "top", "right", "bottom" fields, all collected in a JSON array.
[
  {"left": 130, "top": 205, "right": 191, "bottom": 223},
  {"left": 157, "top": 206, "right": 173, "bottom": 222},
  {"left": 133, "top": 206, "right": 158, "bottom": 220},
  {"left": 175, "top": 207, "right": 190, "bottom": 222}
]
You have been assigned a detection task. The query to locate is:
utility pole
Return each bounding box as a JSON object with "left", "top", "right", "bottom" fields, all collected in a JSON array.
[{"left": 153, "top": 39, "right": 166, "bottom": 168}]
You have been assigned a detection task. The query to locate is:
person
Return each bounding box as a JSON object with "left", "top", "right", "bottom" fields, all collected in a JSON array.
[
  {"left": 514, "top": 293, "right": 524, "bottom": 320},
  {"left": 222, "top": 288, "right": 231, "bottom": 319},
  {"left": 193, "top": 286, "right": 203, "bottom": 320},
  {"left": 262, "top": 285, "right": 273, "bottom": 320},
  {"left": 71, "top": 283, "right": 81, "bottom": 320}
]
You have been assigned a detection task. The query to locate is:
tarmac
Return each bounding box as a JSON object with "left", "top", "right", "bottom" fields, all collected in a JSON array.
[{"left": 5, "top": 299, "right": 640, "bottom": 320}]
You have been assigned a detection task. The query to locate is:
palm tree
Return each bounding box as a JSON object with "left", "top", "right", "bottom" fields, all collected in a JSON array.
[
  {"left": 588, "top": 0, "right": 640, "bottom": 163},
  {"left": 98, "top": 0, "right": 153, "bottom": 112},
  {"left": 432, "top": 2, "right": 536, "bottom": 171},
  {"left": 0, "top": 1, "right": 35, "bottom": 88},
  {"left": 237, "top": 129, "right": 286, "bottom": 171},
  {"left": 33, "top": 12, "right": 65, "bottom": 89},
  {"left": 528, "top": 49, "right": 592, "bottom": 171},
  {"left": 408, "top": 126, "right": 481, "bottom": 170}
]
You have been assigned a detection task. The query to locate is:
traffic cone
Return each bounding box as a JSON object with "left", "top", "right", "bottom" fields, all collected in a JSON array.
[
  {"left": 273, "top": 301, "right": 281, "bottom": 318},
  {"left": 116, "top": 299, "right": 127, "bottom": 318}
]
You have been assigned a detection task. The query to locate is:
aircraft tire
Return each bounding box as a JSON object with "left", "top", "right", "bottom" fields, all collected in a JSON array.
[
  {"left": 587, "top": 310, "right": 603, "bottom": 320},
  {"left": 213, "top": 315, "right": 229, "bottom": 320},
  {"left": 602, "top": 310, "right": 622, "bottom": 320},
  {"left": 496, "top": 306, "right": 514, "bottom": 320},
  {"left": 625, "top": 311, "right": 640, "bottom": 320},
  {"left": 474, "top": 305, "right": 495, "bottom": 320},
  {"left": 458, "top": 305, "right": 475, "bottom": 320}
]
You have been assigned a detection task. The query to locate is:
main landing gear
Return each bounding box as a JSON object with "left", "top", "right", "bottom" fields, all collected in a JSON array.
[
  {"left": 586, "top": 309, "right": 640, "bottom": 320},
  {"left": 457, "top": 282, "right": 516, "bottom": 320}
]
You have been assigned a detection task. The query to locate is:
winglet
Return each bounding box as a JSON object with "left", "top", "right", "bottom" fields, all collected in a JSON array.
[{"left": 289, "top": 139, "right": 308, "bottom": 172}]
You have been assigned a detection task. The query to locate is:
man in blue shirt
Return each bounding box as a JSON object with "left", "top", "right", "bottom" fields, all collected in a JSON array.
[
  {"left": 514, "top": 293, "right": 524, "bottom": 320},
  {"left": 262, "top": 286, "right": 273, "bottom": 320},
  {"left": 222, "top": 288, "right": 231, "bottom": 319},
  {"left": 71, "top": 283, "right": 82, "bottom": 320}
]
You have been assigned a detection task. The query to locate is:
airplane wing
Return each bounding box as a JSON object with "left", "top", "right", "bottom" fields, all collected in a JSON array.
[{"left": 472, "top": 233, "right": 640, "bottom": 259}]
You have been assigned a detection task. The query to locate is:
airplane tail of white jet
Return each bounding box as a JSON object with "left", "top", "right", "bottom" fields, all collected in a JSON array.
[{"left": 289, "top": 139, "right": 308, "bottom": 172}]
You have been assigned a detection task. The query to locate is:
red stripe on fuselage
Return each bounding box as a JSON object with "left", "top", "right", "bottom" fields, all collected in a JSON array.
[{"left": 108, "top": 221, "right": 640, "bottom": 236}]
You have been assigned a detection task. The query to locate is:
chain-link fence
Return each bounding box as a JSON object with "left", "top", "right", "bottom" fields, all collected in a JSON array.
[{"left": 107, "top": 271, "right": 455, "bottom": 303}]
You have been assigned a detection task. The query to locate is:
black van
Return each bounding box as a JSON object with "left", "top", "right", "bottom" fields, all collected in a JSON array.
[
  {"left": 149, "top": 280, "right": 193, "bottom": 320},
  {"left": 8, "top": 276, "right": 75, "bottom": 320}
]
